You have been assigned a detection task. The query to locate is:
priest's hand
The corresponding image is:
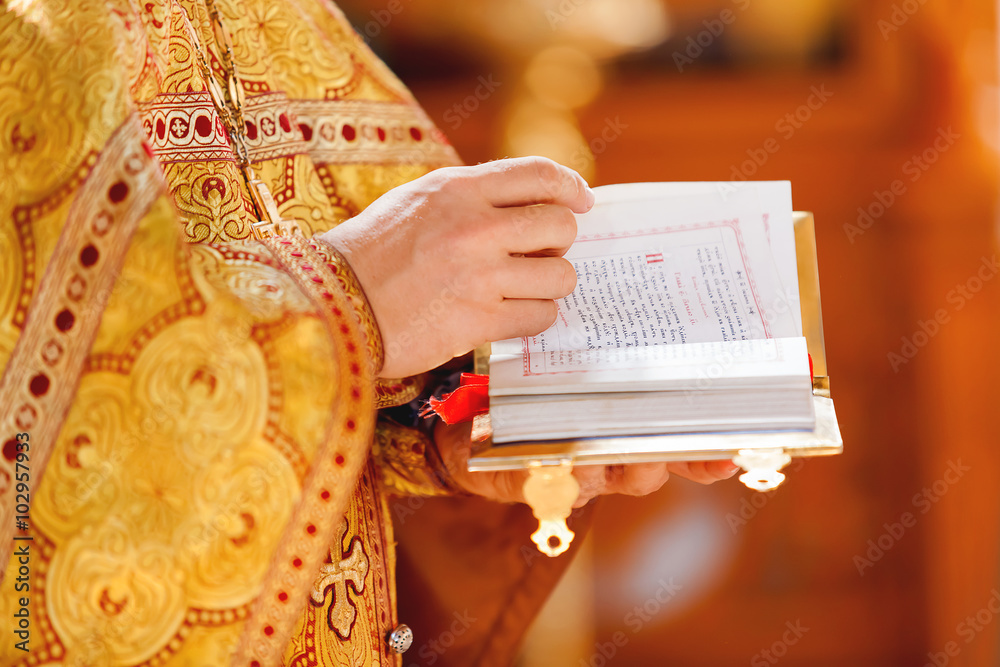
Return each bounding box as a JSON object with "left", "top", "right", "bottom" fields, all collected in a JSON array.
[
  {"left": 318, "top": 157, "right": 593, "bottom": 379},
  {"left": 434, "top": 421, "right": 741, "bottom": 507}
]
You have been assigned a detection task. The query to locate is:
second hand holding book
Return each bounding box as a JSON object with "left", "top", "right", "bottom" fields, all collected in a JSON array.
[{"left": 467, "top": 181, "right": 843, "bottom": 555}]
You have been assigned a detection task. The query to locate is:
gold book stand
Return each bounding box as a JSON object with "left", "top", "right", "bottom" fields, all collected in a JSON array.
[{"left": 468, "top": 213, "right": 843, "bottom": 556}]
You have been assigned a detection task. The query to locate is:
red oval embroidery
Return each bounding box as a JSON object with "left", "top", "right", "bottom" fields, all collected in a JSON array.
[
  {"left": 55, "top": 309, "right": 75, "bottom": 332},
  {"left": 108, "top": 181, "right": 129, "bottom": 203},
  {"left": 194, "top": 113, "right": 213, "bottom": 137},
  {"left": 80, "top": 244, "right": 99, "bottom": 267},
  {"left": 2, "top": 439, "right": 18, "bottom": 462}
]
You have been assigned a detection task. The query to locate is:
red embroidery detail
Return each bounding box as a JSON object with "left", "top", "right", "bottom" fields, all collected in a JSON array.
[
  {"left": 99, "top": 588, "right": 127, "bottom": 615},
  {"left": 298, "top": 123, "right": 313, "bottom": 141},
  {"left": 195, "top": 114, "right": 213, "bottom": 137},
  {"left": 29, "top": 374, "right": 50, "bottom": 397},
  {"left": 376, "top": 127, "right": 386, "bottom": 142},
  {"left": 201, "top": 177, "right": 226, "bottom": 200},
  {"left": 2, "top": 440, "right": 18, "bottom": 461},
  {"left": 66, "top": 434, "right": 90, "bottom": 468},
  {"left": 335, "top": 454, "right": 345, "bottom": 466},
  {"left": 341, "top": 124, "right": 356, "bottom": 141},
  {"left": 410, "top": 127, "right": 422, "bottom": 141},
  {"left": 80, "top": 244, "right": 99, "bottom": 267},
  {"left": 306, "top": 524, "right": 317, "bottom": 535},
  {"left": 11, "top": 123, "right": 37, "bottom": 153},
  {"left": 242, "top": 79, "right": 271, "bottom": 93},
  {"left": 292, "top": 558, "right": 302, "bottom": 568},
  {"left": 108, "top": 181, "right": 129, "bottom": 203},
  {"left": 55, "top": 309, "right": 75, "bottom": 332},
  {"left": 230, "top": 513, "right": 255, "bottom": 547}
]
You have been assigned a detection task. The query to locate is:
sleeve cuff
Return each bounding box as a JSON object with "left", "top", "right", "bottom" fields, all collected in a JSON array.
[
  {"left": 308, "top": 235, "right": 384, "bottom": 374},
  {"left": 373, "top": 418, "right": 469, "bottom": 497}
]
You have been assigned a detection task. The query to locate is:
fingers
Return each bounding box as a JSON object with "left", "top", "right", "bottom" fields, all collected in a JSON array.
[
  {"left": 500, "top": 204, "right": 578, "bottom": 256},
  {"left": 498, "top": 256, "right": 577, "bottom": 299},
  {"left": 476, "top": 157, "right": 594, "bottom": 213},
  {"left": 666, "top": 460, "right": 741, "bottom": 485},
  {"left": 571, "top": 463, "right": 670, "bottom": 507},
  {"left": 600, "top": 463, "right": 671, "bottom": 497},
  {"left": 488, "top": 469, "right": 530, "bottom": 504},
  {"left": 434, "top": 421, "right": 533, "bottom": 504},
  {"left": 491, "top": 204, "right": 579, "bottom": 299},
  {"left": 488, "top": 299, "right": 559, "bottom": 340},
  {"left": 573, "top": 465, "right": 610, "bottom": 507}
]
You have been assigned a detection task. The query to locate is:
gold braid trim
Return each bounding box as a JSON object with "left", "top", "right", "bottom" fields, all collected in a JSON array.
[
  {"left": 308, "top": 235, "right": 383, "bottom": 373},
  {"left": 374, "top": 374, "right": 429, "bottom": 409},
  {"left": 0, "top": 117, "right": 166, "bottom": 572},
  {"left": 235, "top": 232, "right": 376, "bottom": 665},
  {"left": 373, "top": 419, "right": 468, "bottom": 498}
]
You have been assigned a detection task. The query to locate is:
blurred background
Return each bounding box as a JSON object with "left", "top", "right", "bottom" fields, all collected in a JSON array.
[{"left": 342, "top": 0, "right": 1000, "bottom": 664}]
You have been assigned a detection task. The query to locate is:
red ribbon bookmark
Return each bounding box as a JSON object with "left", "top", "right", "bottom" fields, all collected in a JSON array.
[{"left": 421, "top": 373, "right": 490, "bottom": 424}]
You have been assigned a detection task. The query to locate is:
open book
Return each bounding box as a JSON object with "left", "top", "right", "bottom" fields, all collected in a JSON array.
[{"left": 473, "top": 182, "right": 841, "bottom": 470}]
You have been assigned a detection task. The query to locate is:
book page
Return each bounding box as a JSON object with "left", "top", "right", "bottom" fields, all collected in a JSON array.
[
  {"left": 520, "top": 222, "right": 768, "bottom": 374},
  {"left": 490, "top": 337, "right": 811, "bottom": 396},
  {"left": 492, "top": 183, "right": 801, "bottom": 373},
  {"left": 581, "top": 181, "right": 800, "bottom": 323}
]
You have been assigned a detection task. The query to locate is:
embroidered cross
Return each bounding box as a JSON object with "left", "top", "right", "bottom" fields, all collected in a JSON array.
[{"left": 311, "top": 537, "right": 369, "bottom": 639}]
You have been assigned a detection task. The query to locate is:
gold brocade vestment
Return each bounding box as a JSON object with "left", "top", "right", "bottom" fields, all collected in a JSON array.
[{"left": 0, "top": 1, "right": 591, "bottom": 665}]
